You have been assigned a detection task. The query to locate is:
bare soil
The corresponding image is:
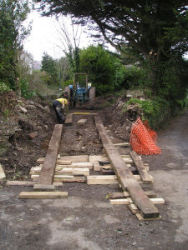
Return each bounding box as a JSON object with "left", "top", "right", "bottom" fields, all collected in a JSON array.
[{"left": 0, "top": 93, "right": 188, "bottom": 250}]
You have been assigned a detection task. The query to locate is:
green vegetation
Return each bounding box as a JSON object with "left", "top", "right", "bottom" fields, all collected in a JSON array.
[
  {"left": 79, "top": 45, "right": 123, "bottom": 94},
  {"left": 0, "top": 0, "right": 30, "bottom": 91},
  {"left": 124, "top": 97, "right": 170, "bottom": 128},
  {"left": 121, "top": 66, "right": 146, "bottom": 90},
  {"left": 41, "top": 53, "right": 58, "bottom": 85},
  {"left": 0, "top": 82, "right": 11, "bottom": 92}
]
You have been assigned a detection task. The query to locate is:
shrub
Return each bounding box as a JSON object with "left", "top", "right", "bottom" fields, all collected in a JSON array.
[
  {"left": 122, "top": 66, "right": 146, "bottom": 89},
  {"left": 0, "top": 82, "right": 11, "bottom": 92},
  {"left": 79, "top": 45, "right": 125, "bottom": 95},
  {"left": 20, "top": 79, "right": 36, "bottom": 99},
  {"left": 124, "top": 97, "right": 170, "bottom": 128}
]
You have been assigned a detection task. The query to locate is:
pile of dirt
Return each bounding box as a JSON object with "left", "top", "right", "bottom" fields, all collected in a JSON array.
[{"left": 0, "top": 91, "right": 57, "bottom": 180}]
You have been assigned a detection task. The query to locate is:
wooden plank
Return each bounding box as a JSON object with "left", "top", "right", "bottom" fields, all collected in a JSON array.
[
  {"left": 102, "top": 163, "right": 132, "bottom": 170},
  {"left": 0, "top": 164, "right": 6, "bottom": 180},
  {"left": 113, "top": 142, "right": 130, "bottom": 147},
  {"left": 106, "top": 191, "right": 130, "bottom": 199},
  {"left": 30, "top": 167, "right": 89, "bottom": 176},
  {"left": 102, "top": 165, "right": 112, "bottom": 170},
  {"left": 55, "top": 167, "right": 89, "bottom": 176},
  {"left": 19, "top": 191, "right": 68, "bottom": 199},
  {"left": 30, "top": 165, "right": 64, "bottom": 174},
  {"left": 30, "top": 166, "right": 43, "bottom": 175},
  {"left": 128, "top": 203, "right": 139, "bottom": 214},
  {"left": 89, "top": 155, "right": 108, "bottom": 163},
  {"left": 33, "top": 184, "right": 55, "bottom": 190},
  {"left": 37, "top": 158, "right": 71, "bottom": 165},
  {"left": 150, "top": 198, "right": 165, "bottom": 205},
  {"left": 56, "top": 164, "right": 93, "bottom": 169},
  {"left": 71, "top": 162, "right": 92, "bottom": 168},
  {"left": 93, "top": 162, "right": 101, "bottom": 171},
  {"left": 110, "top": 199, "right": 130, "bottom": 205},
  {"left": 58, "top": 155, "right": 89, "bottom": 163},
  {"left": 130, "top": 151, "right": 153, "bottom": 183},
  {"left": 38, "top": 124, "right": 63, "bottom": 185},
  {"left": 110, "top": 198, "right": 165, "bottom": 205},
  {"left": 102, "top": 169, "right": 115, "bottom": 174},
  {"left": 106, "top": 190, "right": 157, "bottom": 199},
  {"left": 6, "top": 181, "right": 63, "bottom": 187},
  {"left": 95, "top": 116, "right": 159, "bottom": 219},
  {"left": 135, "top": 213, "right": 161, "bottom": 221},
  {"left": 6, "top": 181, "right": 35, "bottom": 186},
  {"left": 87, "top": 175, "right": 118, "bottom": 185},
  {"left": 54, "top": 176, "right": 86, "bottom": 183},
  {"left": 99, "top": 158, "right": 133, "bottom": 164},
  {"left": 122, "top": 158, "right": 133, "bottom": 163},
  {"left": 31, "top": 175, "right": 86, "bottom": 183},
  {"left": 65, "top": 113, "right": 73, "bottom": 126}
]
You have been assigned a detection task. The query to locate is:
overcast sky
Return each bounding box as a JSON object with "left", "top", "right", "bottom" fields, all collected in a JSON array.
[{"left": 23, "top": 10, "right": 93, "bottom": 62}]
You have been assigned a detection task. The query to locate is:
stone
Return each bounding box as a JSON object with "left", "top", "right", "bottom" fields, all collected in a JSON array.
[
  {"left": 19, "top": 106, "right": 27, "bottom": 114},
  {"left": 0, "top": 164, "right": 6, "bottom": 180},
  {"left": 28, "top": 132, "right": 38, "bottom": 139},
  {"left": 77, "top": 119, "right": 87, "bottom": 125}
]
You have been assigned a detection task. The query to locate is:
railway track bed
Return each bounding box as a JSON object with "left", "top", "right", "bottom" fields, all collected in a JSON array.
[{"left": 6, "top": 111, "right": 165, "bottom": 220}]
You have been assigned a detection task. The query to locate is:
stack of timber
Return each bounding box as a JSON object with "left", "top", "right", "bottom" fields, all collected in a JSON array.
[{"left": 30, "top": 155, "right": 92, "bottom": 184}]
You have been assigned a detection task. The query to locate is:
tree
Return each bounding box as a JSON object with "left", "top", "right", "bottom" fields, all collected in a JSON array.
[
  {"left": 35, "top": 0, "right": 188, "bottom": 99},
  {"left": 56, "top": 56, "right": 72, "bottom": 86},
  {"left": 79, "top": 45, "right": 125, "bottom": 94},
  {"left": 0, "top": 0, "right": 30, "bottom": 90},
  {"left": 54, "top": 15, "right": 83, "bottom": 75},
  {"left": 41, "top": 53, "right": 58, "bottom": 85}
]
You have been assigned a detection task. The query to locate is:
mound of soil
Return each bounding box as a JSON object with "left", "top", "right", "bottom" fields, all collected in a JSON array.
[{"left": 0, "top": 92, "right": 57, "bottom": 180}]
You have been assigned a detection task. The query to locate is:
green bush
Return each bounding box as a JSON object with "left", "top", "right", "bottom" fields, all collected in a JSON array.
[
  {"left": 0, "top": 82, "right": 11, "bottom": 92},
  {"left": 20, "top": 79, "right": 36, "bottom": 99},
  {"left": 79, "top": 45, "right": 125, "bottom": 95},
  {"left": 125, "top": 97, "right": 170, "bottom": 128},
  {"left": 122, "top": 66, "right": 146, "bottom": 89}
]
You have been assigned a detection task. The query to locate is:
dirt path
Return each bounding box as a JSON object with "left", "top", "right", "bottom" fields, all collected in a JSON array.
[{"left": 1, "top": 111, "right": 188, "bottom": 250}]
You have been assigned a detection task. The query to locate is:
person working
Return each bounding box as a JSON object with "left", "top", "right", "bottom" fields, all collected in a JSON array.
[{"left": 53, "top": 93, "right": 68, "bottom": 124}]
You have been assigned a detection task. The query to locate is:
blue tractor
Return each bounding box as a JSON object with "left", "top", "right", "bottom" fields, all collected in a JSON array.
[{"left": 68, "top": 73, "right": 92, "bottom": 108}]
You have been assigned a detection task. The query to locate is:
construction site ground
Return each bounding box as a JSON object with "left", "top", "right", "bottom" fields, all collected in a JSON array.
[{"left": 0, "top": 94, "right": 188, "bottom": 250}]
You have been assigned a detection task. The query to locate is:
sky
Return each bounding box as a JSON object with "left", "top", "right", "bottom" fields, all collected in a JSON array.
[{"left": 23, "top": 10, "right": 93, "bottom": 62}]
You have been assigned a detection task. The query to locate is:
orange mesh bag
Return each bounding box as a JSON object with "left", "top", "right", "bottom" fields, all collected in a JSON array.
[{"left": 130, "top": 117, "right": 161, "bottom": 155}]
